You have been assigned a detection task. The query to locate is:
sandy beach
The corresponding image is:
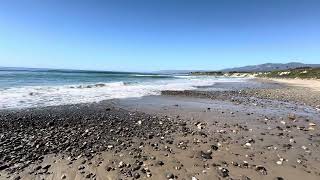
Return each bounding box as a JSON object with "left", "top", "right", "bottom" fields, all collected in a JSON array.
[
  {"left": 1, "top": 0, "right": 319, "bottom": 179},
  {"left": 268, "top": 79, "right": 320, "bottom": 92},
  {"left": 1, "top": 78, "right": 320, "bottom": 180}
]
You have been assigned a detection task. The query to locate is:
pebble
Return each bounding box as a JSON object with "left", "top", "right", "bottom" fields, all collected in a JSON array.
[
  {"left": 133, "top": 172, "right": 140, "bottom": 179},
  {"left": 200, "top": 151, "right": 213, "bottom": 159},
  {"left": 244, "top": 143, "right": 252, "bottom": 148},
  {"left": 13, "top": 176, "right": 21, "bottom": 180},
  {"left": 35, "top": 165, "right": 42, "bottom": 170},
  {"left": 275, "top": 177, "right": 284, "bottom": 180},
  {"left": 42, "top": 164, "right": 51, "bottom": 170},
  {"left": 288, "top": 113, "right": 296, "bottom": 120},
  {"left": 166, "top": 173, "right": 174, "bottom": 179},
  {"left": 211, "top": 145, "right": 219, "bottom": 151},
  {"left": 309, "top": 122, "right": 316, "bottom": 126},
  {"left": 242, "top": 175, "right": 251, "bottom": 180},
  {"left": 118, "top": 161, "right": 125, "bottom": 168},
  {"left": 156, "top": 161, "right": 164, "bottom": 166},
  {"left": 255, "top": 165, "right": 268, "bottom": 175},
  {"left": 276, "top": 159, "right": 283, "bottom": 165},
  {"left": 217, "top": 167, "right": 229, "bottom": 177}
]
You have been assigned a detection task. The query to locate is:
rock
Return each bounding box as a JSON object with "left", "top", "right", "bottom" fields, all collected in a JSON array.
[
  {"left": 47, "top": 121, "right": 54, "bottom": 126},
  {"left": 118, "top": 161, "right": 125, "bottom": 168},
  {"left": 132, "top": 165, "right": 141, "bottom": 171},
  {"left": 78, "top": 165, "right": 85, "bottom": 170},
  {"left": 147, "top": 172, "right": 152, "bottom": 177},
  {"left": 288, "top": 113, "right": 296, "bottom": 120},
  {"left": 0, "top": 164, "right": 10, "bottom": 170},
  {"left": 231, "top": 161, "right": 239, "bottom": 167},
  {"left": 308, "top": 127, "right": 315, "bottom": 131},
  {"left": 255, "top": 165, "right": 267, "bottom": 175},
  {"left": 309, "top": 122, "right": 316, "bottom": 126},
  {"left": 275, "top": 177, "right": 284, "bottom": 180},
  {"left": 211, "top": 145, "right": 219, "bottom": 151},
  {"left": 133, "top": 172, "right": 140, "bottom": 179},
  {"left": 61, "top": 174, "right": 66, "bottom": 179},
  {"left": 217, "top": 167, "right": 229, "bottom": 177},
  {"left": 148, "top": 134, "right": 154, "bottom": 139},
  {"left": 34, "top": 165, "right": 42, "bottom": 171},
  {"left": 166, "top": 173, "right": 174, "bottom": 179},
  {"left": 297, "top": 159, "right": 302, "bottom": 164},
  {"left": 195, "top": 122, "right": 205, "bottom": 129},
  {"left": 85, "top": 173, "right": 92, "bottom": 178},
  {"left": 242, "top": 161, "right": 249, "bottom": 168},
  {"left": 13, "top": 176, "right": 21, "bottom": 180},
  {"left": 81, "top": 160, "right": 87, "bottom": 164},
  {"left": 179, "top": 122, "right": 187, "bottom": 126},
  {"left": 241, "top": 175, "right": 251, "bottom": 180},
  {"left": 156, "top": 161, "right": 164, "bottom": 166},
  {"left": 105, "top": 166, "right": 113, "bottom": 171},
  {"left": 247, "top": 138, "right": 255, "bottom": 143},
  {"left": 244, "top": 143, "right": 251, "bottom": 148},
  {"left": 276, "top": 158, "right": 284, "bottom": 165},
  {"left": 42, "top": 164, "right": 51, "bottom": 170},
  {"left": 199, "top": 151, "right": 212, "bottom": 159},
  {"left": 289, "top": 139, "right": 295, "bottom": 143}
]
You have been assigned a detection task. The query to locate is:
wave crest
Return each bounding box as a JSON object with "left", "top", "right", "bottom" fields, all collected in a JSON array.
[{"left": 0, "top": 77, "right": 246, "bottom": 109}]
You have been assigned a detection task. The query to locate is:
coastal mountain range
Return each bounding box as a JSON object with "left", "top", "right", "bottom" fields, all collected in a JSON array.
[
  {"left": 220, "top": 62, "right": 320, "bottom": 72},
  {"left": 155, "top": 62, "right": 320, "bottom": 74}
]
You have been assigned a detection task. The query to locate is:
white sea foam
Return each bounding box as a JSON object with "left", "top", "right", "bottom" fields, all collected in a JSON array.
[{"left": 0, "top": 77, "right": 246, "bottom": 109}]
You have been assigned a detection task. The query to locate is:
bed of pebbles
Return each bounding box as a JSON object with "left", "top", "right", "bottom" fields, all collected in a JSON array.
[{"left": 0, "top": 104, "right": 190, "bottom": 176}]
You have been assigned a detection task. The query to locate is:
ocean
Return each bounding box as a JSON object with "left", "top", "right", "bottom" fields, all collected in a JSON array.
[{"left": 0, "top": 69, "right": 245, "bottom": 109}]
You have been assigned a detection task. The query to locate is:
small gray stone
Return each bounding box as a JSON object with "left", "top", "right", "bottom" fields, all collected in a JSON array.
[
  {"left": 166, "top": 172, "right": 174, "bottom": 179},
  {"left": 217, "top": 167, "right": 229, "bottom": 177}
]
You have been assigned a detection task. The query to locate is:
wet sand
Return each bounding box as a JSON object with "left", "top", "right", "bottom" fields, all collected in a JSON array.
[{"left": 1, "top": 78, "right": 320, "bottom": 180}]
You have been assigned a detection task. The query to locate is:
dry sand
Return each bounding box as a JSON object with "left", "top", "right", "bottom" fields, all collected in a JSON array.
[{"left": 269, "top": 78, "right": 320, "bottom": 91}]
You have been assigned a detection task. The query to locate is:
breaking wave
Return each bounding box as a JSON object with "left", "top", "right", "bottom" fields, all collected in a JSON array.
[{"left": 0, "top": 77, "right": 245, "bottom": 109}]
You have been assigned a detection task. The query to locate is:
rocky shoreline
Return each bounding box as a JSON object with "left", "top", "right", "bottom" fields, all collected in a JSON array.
[
  {"left": 1, "top": 79, "right": 320, "bottom": 180},
  {"left": 0, "top": 104, "right": 193, "bottom": 179},
  {"left": 162, "top": 80, "right": 320, "bottom": 108}
]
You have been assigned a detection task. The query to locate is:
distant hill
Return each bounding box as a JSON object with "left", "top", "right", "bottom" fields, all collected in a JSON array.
[
  {"left": 256, "top": 67, "right": 320, "bottom": 79},
  {"left": 221, "top": 62, "right": 320, "bottom": 72}
]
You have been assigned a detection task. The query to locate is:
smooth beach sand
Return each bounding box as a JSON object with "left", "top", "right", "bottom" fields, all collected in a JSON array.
[
  {"left": 269, "top": 78, "right": 320, "bottom": 91},
  {"left": 1, "top": 79, "right": 320, "bottom": 180}
]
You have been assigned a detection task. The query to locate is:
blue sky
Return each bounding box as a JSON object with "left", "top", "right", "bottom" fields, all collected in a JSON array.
[{"left": 0, "top": 0, "right": 319, "bottom": 71}]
